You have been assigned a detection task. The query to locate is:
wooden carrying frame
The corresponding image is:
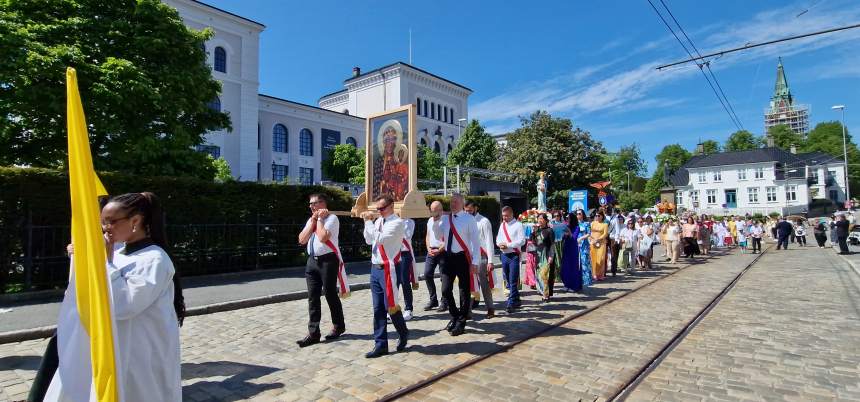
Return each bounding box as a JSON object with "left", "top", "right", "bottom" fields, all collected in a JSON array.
[{"left": 351, "top": 104, "right": 430, "bottom": 218}]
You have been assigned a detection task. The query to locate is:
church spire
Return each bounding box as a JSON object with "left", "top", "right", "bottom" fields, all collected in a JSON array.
[{"left": 772, "top": 57, "right": 793, "bottom": 112}]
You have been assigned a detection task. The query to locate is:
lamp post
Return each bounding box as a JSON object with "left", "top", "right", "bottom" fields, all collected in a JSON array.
[
  {"left": 457, "top": 118, "right": 467, "bottom": 136},
  {"left": 627, "top": 171, "right": 631, "bottom": 191},
  {"left": 271, "top": 160, "right": 276, "bottom": 182},
  {"left": 832, "top": 105, "right": 850, "bottom": 208}
]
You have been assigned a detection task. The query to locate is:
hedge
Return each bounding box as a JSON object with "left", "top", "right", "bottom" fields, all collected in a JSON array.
[{"left": 0, "top": 167, "right": 354, "bottom": 224}]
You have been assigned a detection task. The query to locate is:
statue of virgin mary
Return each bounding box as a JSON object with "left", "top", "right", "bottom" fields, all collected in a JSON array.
[{"left": 537, "top": 171, "right": 547, "bottom": 213}]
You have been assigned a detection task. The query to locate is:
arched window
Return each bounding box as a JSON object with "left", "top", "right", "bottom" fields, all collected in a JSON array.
[
  {"left": 417, "top": 98, "right": 421, "bottom": 115},
  {"left": 431, "top": 103, "right": 435, "bottom": 119},
  {"left": 420, "top": 138, "right": 427, "bottom": 147},
  {"left": 300, "top": 129, "right": 313, "bottom": 156},
  {"left": 206, "top": 97, "right": 221, "bottom": 112},
  {"left": 444, "top": 107, "right": 448, "bottom": 123},
  {"left": 346, "top": 137, "right": 357, "bottom": 147},
  {"left": 272, "top": 124, "right": 287, "bottom": 153},
  {"left": 214, "top": 47, "right": 227, "bottom": 73},
  {"left": 423, "top": 100, "right": 429, "bottom": 117},
  {"left": 438, "top": 105, "right": 442, "bottom": 121},
  {"left": 450, "top": 108, "right": 455, "bottom": 122},
  {"left": 434, "top": 142, "right": 441, "bottom": 154}
]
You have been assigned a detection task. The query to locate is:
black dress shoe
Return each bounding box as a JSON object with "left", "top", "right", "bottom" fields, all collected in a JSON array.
[
  {"left": 423, "top": 301, "right": 439, "bottom": 311},
  {"left": 324, "top": 327, "right": 345, "bottom": 340},
  {"left": 296, "top": 335, "right": 320, "bottom": 348},
  {"left": 436, "top": 304, "right": 448, "bottom": 312},
  {"left": 513, "top": 301, "right": 522, "bottom": 308},
  {"left": 450, "top": 322, "right": 465, "bottom": 336},
  {"left": 444, "top": 319, "right": 455, "bottom": 332},
  {"left": 505, "top": 306, "right": 514, "bottom": 314},
  {"left": 471, "top": 299, "right": 480, "bottom": 309},
  {"left": 365, "top": 346, "right": 389, "bottom": 358},
  {"left": 396, "top": 331, "right": 409, "bottom": 352}
]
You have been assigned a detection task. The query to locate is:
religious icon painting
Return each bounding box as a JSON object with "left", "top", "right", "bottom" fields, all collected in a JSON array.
[{"left": 365, "top": 105, "right": 417, "bottom": 205}]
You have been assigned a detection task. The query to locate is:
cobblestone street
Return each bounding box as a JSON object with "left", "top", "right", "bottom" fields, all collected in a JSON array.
[{"left": 2, "top": 243, "right": 859, "bottom": 402}]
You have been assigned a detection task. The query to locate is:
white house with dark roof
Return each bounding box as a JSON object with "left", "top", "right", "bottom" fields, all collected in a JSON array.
[
  {"left": 668, "top": 143, "right": 847, "bottom": 216},
  {"left": 163, "top": 0, "right": 471, "bottom": 183}
]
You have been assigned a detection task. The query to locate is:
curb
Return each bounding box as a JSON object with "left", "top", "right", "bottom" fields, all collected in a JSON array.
[{"left": 835, "top": 253, "right": 860, "bottom": 277}]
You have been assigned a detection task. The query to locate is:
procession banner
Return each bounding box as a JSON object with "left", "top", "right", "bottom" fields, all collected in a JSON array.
[{"left": 569, "top": 190, "right": 588, "bottom": 213}]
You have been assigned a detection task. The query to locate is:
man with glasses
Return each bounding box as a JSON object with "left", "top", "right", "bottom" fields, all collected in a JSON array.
[
  {"left": 431, "top": 193, "right": 481, "bottom": 336},
  {"left": 296, "top": 193, "right": 345, "bottom": 347},
  {"left": 496, "top": 206, "right": 526, "bottom": 313},
  {"left": 361, "top": 194, "right": 409, "bottom": 357}
]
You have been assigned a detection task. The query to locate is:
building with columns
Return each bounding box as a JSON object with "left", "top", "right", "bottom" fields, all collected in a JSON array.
[{"left": 163, "top": 0, "right": 470, "bottom": 183}]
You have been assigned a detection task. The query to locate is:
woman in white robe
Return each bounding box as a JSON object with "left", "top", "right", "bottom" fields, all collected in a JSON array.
[{"left": 46, "top": 192, "right": 184, "bottom": 402}]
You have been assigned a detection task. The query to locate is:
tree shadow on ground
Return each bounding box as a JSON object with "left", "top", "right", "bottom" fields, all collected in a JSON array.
[
  {"left": 181, "top": 361, "right": 284, "bottom": 401},
  {"left": 406, "top": 326, "right": 592, "bottom": 357}
]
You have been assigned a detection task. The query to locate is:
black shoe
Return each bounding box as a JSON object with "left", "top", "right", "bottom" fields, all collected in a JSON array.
[
  {"left": 436, "top": 304, "right": 448, "bottom": 313},
  {"left": 506, "top": 306, "right": 514, "bottom": 314},
  {"left": 396, "top": 331, "right": 409, "bottom": 352},
  {"left": 471, "top": 299, "right": 480, "bottom": 309},
  {"left": 513, "top": 301, "right": 522, "bottom": 308},
  {"left": 423, "top": 301, "right": 439, "bottom": 311},
  {"left": 296, "top": 335, "right": 320, "bottom": 348},
  {"left": 444, "top": 319, "right": 455, "bottom": 332},
  {"left": 324, "top": 327, "right": 345, "bottom": 340},
  {"left": 365, "top": 346, "right": 389, "bottom": 358},
  {"left": 450, "top": 322, "right": 465, "bottom": 336}
]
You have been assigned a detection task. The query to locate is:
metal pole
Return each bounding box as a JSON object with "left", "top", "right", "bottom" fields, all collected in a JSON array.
[
  {"left": 628, "top": 171, "right": 630, "bottom": 191},
  {"left": 443, "top": 166, "right": 447, "bottom": 197},
  {"left": 842, "top": 108, "right": 850, "bottom": 208},
  {"left": 457, "top": 165, "right": 461, "bottom": 194},
  {"left": 255, "top": 210, "right": 261, "bottom": 270},
  {"left": 24, "top": 208, "right": 33, "bottom": 291}
]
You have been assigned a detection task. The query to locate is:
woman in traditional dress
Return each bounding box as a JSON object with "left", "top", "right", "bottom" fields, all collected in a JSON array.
[
  {"left": 829, "top": 215, "right": 838, "bottom": 246},
  {"left": 575, "top": 209, "right": 595, "bottom": 288},
  {"left": 619, "top": 220, "right": 639, "bottom": 271},
  {"left": 590, "top": 211, "right": 609, "bottom": 280},
  {"left": 531, "top": 213, "right": 556, "bottom": 302},
  {"left": 46, "top": 192, "right": 185, "bottom": 402},
  {"left": 682, "top": 217, "right": 701, "bottom": 258},
  {"left": 661, "top": 218, "right": 680, "bottom": 264},
  {"left": 699, "top": 217, "right": 711, "bottom": 255},
  {"left": 551, "top": 211, "right": 571, "bottom": 283},
  {"left": 561, "top": 212, "right": 582, "bottom": 292}
]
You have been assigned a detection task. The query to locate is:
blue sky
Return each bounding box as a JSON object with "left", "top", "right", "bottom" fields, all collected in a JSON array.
[{"left": 201, "top": 0, "right": 860, "bottom": 174}]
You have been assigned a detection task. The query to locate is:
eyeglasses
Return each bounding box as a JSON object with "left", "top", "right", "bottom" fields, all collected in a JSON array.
[
  {"left": 309, "top": 201, "right": 320, "bottom": 206},
  {"left": 101, "top": 216, "right": 129, "bottom": 228},
  {"left": 377, "top": 203, "right": 391, "bottom": 212}
]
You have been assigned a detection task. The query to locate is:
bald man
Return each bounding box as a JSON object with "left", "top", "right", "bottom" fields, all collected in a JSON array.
[{"left": 423, "top": 201, "right": 447, "bottom": 311}]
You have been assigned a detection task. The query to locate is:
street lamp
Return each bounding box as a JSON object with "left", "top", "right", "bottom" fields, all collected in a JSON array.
[
  {"left": 832, "top": 105, "right": 850, "bottom": 208},
  {"left": 627, "top": 171, "right": 631, "bottom": 191},
  {"left": 457, "top": 118, "right": 467, "bottom": 136}
]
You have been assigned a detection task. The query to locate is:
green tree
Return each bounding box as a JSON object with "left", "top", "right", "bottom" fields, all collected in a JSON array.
[
  {"left": 804, "top": 121, "right": 860, "bottom": 182},
  {"left": 603, "top": 143, "right": 648, "bottom": 192},
  {"left": 446, "top": 119, "right": 498, "bottom": 169},
  {"left": 617, "top": 190, "right": 652, "bottom": 212},
  {"left": 0, "top": 0, "right": 231, "bottom": 179},
  {"left": 700, "top": 140, "right": 723, "bottom": 154},
  {"left": 644, "top": 144, "right": 694, "bottom": 202},
  {"left": 209, "top": 155, "right": 233, "bottom": 182},
  {"left": 724, "top": 130, "right": 763, "bottom": 152},
  {"left": 321, "top": 144, "right": 363, "bottom": 183},
  {"left": 632, "top": 177, "right": 648, "bottom": 193},
  {"left": 349, "top": 148, "right": 366, "bottom": 185},
  {"left": 764, "top": 124, "right": 803, "bottom": 150},
  {"left": 493, "top": 111, "right": 607, "bottom": 210},
  {"left": 417, "top": 145, "right": 444, "bottom": 189}
]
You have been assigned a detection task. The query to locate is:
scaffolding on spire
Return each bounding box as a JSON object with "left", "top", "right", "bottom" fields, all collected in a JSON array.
[{"left": 764, "top": 57, "right": 810, "bottom": 135}]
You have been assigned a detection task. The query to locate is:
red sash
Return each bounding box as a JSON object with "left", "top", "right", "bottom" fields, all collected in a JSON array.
[
  {"left": 450, "top": 214, "right": 480, "bottom": 297},
  {"left": 377, "top": 220, "right": 401, "bottom": 314},
  {"left": 402, "top": 238, "right": 419, "bottom": 289},
  {"left": 502, "top": 221, "right": 522, "bottom": 259},
  {"left": 323, "top": 239, "right": 350, "bottom": 298},
  {"left": 480, "top": 247, "right": 496, "bottom": 289}
]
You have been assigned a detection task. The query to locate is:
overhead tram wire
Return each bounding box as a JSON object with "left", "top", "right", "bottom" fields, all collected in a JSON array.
[
  {"left": 646, "top": 0, "right": 742, "bottom": 131},
  {"left": 658, "top": 0, "right": 745, "bottom": 131},
  {"left": 744, "top": 0, "right": 830, "bottom": 47}
]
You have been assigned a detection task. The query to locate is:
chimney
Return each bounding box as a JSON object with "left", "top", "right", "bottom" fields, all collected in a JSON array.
[
  {"left": 696, "top": 143, "right": 705, "bottom": 155},
  {"left": 353, "top": 67, "right": 361, "bottom": 78},
  {"left": 790, "top": 143, "right": 796, "bottom": 154},
  {"left": 766, "top": 134, "right": 775, "bottom": 148}
]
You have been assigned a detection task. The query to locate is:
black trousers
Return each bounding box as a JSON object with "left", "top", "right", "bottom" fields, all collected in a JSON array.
[
  {"left": 608, "top": 239, "right": 620, "bottom": 275},
  {"left": 838, "top": 236, "right": 849, "bottom": 254},
  {"left": 814, "top": 233, "right": 827, "bottom": 247},
  {"left": 27, "top": 333, "right": 58, "bottom": 402},
  {"left": 440, "top": 251, "right": 470, "bottom": 324},
  {"left": 751, "top": 237, "right": 762, "bottom": 252},
  {"left": 777, "top": 234, "right": 789, "bottom": 249},
  {"left": 305, "top": 254, "right": 345, "bottom": 337},
  {"left": 424, "top": 249, "right": 445, "bottom": 305}
]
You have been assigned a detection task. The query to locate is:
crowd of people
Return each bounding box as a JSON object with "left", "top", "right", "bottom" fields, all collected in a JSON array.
[{"left": 26, "top": 191, "right": 857, "bottom": 402}]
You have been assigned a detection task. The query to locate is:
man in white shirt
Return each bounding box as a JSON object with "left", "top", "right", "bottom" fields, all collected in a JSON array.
[
  {"left": 464, "top": 199, "right": 497, "bottom": 319},
  {"left": 396, "top": 217, "right": 416, "bottom": 320},
  {"left": 431, "top": 193, "right": 481, "bottom": 336},
  {"left": 423, "top": 201, "right": 447, "bottom": 312},
  {"left": 749, "top": 221, "right": 764, "bottom": 254},
  {"left": 296, "top": 193, "right": 345, "bottom": 348},
  {"left": 607, "top": 207, "right": 622, "bottom": 277},
  {"left": 496, "top": 206, "right": 526, "bottom": 314},
  {"left": 361, "top": 194, "right": 408, "bottom": 358}
]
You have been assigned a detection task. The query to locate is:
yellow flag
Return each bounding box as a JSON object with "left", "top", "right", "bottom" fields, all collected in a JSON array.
[{"left": 67, "top": 67, "right": 119, "bottom": 401}]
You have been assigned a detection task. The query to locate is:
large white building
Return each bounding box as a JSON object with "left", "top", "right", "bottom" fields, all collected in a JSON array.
[
  {"left": 668, "top": 143, "right": 847, "bottom": 216},
  {"left": 164, "top": 0, "right": 471, "bottom": 183}
]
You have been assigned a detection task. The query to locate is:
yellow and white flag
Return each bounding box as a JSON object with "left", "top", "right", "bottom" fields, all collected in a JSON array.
[{"left": 45, "top": 67, "right": 121, "bottom": 402}]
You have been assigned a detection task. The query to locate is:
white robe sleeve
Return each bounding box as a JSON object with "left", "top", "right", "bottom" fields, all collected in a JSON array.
[{"left": 108, "top": 255, "right": 173, "bottom": 321}]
